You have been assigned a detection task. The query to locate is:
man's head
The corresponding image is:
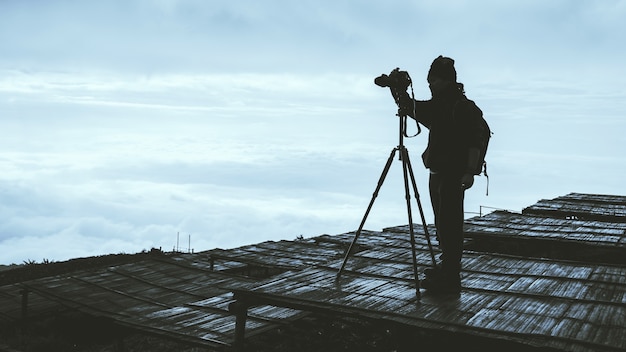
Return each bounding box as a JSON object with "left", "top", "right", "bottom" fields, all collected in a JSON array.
[
  {"left": 427, "top": 55, "right": 457, "bottom": 96},
  {"left": 428, "top": 56, "right": 457, "bottom": 83}
]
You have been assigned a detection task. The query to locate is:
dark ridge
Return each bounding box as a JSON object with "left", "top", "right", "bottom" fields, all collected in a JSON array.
[{"left": 0, "top": 248, "right": 167, "bottom": 286}]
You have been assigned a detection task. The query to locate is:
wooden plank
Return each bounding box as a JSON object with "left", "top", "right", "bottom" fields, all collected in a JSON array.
[
  {"left": 559, "top": 192, "right": 626, "bottom": 205},
  {"left": 523, "top": 193, "right": 626, "bottom": 221},
  {"left": 465, "top": 211, "right": 626, "bottom": 248},
  {"left": 16, "top": 257, "right": 311, "bottom": 349}
]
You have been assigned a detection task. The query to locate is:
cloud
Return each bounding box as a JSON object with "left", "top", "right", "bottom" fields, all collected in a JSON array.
[
  {"left": 0, "top": 160, "right": 386, "bottom": 265},
  {"left": 1, "top": 1, "right": 626, "bottom": 265},
  {"left": 0, "top": 84, "right": 395, "bottom": 265},
  {"left": 3, "top": 0, "right": 626, "bottom": 79}
]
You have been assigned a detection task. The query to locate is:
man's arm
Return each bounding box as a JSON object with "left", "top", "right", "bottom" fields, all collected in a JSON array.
[{"left": 397, "top": 92, "right": 433, "bottom": 128}]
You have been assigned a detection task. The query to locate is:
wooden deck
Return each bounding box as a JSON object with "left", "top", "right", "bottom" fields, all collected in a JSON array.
[
  {"left": 466, "top": 210, "right": 626, "bottom": 248},
  {"left": 461, "top": 210, "right": 626, "bottom": 264},
  {"left": 6, "top": 238, "right": 351, "bottom": 350},
  {"left": 1, "top": 192, "right": 625, "bottom": 351},
  {"left": 523, "top": 192, "right": 626, "bottom": 222},
  {"left": 229, "top": 230, "right": 626, "bottom": 352},
  {"left": 17, "top": 259, "right": 277, "bottom": 349}
]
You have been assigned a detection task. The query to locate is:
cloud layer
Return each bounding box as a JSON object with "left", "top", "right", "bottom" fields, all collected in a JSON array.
[{"left": 1, "top": 1, "right": 625, "bottom": 264}]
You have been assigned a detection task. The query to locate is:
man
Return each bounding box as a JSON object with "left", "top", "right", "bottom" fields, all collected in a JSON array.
[{"left": 396, "top": 56, "right": 485, "bottom": 294}]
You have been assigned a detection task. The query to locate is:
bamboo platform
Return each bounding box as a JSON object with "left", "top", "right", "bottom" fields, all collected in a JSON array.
[
  {"left": 460, "top": 210, "right": 626, "bottom": 264},
  {"left": 465, "top": 210, "right": 626, "bottom": 248},
  {"left": 523, "top": 192, "right": 626, "bottom": 222},
  {"left": 2, "top": 192, "right": 625, "bottom": 351},
  {"left": 229, "top": 230, "right": 626, "bottom": 352},
  {"left": 385, "top": 192, "right": 626, "bottom": 264},
  {"left": 9, "top": 237, "right": 351, "bottom": 350},
  {"left": 16, "top": 259, "right": 276, "bottom": 349}
]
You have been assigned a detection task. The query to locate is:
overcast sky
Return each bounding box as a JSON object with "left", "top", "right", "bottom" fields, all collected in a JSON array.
[{"left": 1, "top": 0, "right": 625, "bottom": 265}]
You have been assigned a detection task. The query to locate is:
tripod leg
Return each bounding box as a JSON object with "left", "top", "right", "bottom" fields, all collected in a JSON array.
[
  {"left": 403, "top": 149, "right": 438, "bottom": 267},
  {"left": 336, "top": 147, "right": 398, "bottom": 280},
  {"left": 400, "top": 148, "right": 421, "bottom": 298}
]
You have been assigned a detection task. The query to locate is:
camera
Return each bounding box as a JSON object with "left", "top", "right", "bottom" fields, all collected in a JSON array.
[{"left": 374, "top": 68, "right": 411, "bottom": 90}]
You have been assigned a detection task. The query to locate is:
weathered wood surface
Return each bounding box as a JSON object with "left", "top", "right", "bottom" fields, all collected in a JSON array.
[
  {"left": 2, "top": 237, "right": 350, "bottom": 348},
  {"left": 19, "top": 261, "right": 239, "bottom": 347},
  {"left": 4, "top": 191, "right": 626, "bottom": 351},
  {"left": 204, "top": 238, "right": 349, "bottom": 271},
  {"left": 465, "top": 210, "right": 626, "bottom": 248},
  {"left": 231, "top": 239, "right": 626, "bottom": 352},
  {"left": 0, "top": 283, "right": 62, "bottom": 323},
  {"left": 523, "top": 192, "right": 626, "bottom": 222},
  {"left": 5, "top": 229, "right": 625, "bottom": 351},
  {"left": 387, "top": 210, "right": 626, "bottom": 264}
]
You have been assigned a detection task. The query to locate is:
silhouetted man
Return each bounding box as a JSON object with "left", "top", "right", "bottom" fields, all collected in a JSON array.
[{"left": 396, "top": 56, "right": 485, "bottom": 294}]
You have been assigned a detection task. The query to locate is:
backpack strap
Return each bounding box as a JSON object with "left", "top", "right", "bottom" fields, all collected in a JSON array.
[{"left": 483, "top": 161, "right": 489, "bottom": 196}]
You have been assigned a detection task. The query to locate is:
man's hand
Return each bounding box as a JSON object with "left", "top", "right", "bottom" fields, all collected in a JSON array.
[
  {"left": 461, "top": 173, "right": 474, "bottom": 190},
  {"left": 396, "top": 92, "right": 414, "bottom": 117}
]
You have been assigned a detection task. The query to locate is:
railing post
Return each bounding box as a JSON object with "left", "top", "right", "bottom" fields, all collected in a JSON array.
[{"left": 229, "top": 295, "right": 249, "bottom": 351}]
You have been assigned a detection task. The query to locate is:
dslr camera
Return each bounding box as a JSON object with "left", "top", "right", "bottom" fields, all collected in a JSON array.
[{"left": 374, "top": 68, "right": 411, "bottom": 90}]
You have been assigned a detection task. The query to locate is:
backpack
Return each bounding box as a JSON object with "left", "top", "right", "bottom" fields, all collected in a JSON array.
[
  {"left": 456, "top": 97, "right": 492, "bottom": 194},
  {"left": 470, "top": 113, "right": 491, "bottom": 177}
]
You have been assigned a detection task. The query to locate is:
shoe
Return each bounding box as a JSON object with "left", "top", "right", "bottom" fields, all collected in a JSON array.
[
  {"left": 420, "top": 270, "right": 461, "bottom": 294},
  {"left": 423, "top": 263, "right": 442, "bottom": 280}
]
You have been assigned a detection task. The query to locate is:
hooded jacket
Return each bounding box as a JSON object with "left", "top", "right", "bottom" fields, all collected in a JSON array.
[{"left": 402, "top": 87, "right": 484, "bottom": 174}]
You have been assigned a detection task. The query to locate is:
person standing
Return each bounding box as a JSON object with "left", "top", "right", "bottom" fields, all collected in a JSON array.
[{"left": 395, "top": 56, "right": 486, "bottom": 294}]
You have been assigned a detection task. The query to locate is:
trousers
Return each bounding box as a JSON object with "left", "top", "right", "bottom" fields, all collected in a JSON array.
[{"left": 429, "top": 171, "right": 465, "bottom": 275}]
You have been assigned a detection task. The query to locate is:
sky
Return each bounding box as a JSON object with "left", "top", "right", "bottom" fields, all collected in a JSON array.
[{"left": 1, "top": 0, "right": 625, "bottom": 265}]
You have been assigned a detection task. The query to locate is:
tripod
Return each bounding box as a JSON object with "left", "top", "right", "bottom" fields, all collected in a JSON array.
[{"left": 335, "top": 108, "right": 437, "bottom": 299}]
